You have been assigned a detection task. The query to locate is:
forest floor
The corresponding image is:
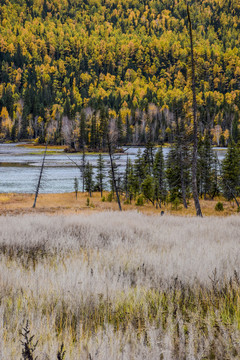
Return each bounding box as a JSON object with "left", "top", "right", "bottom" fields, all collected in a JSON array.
[{"left": 0, "top": 192, "right": 238, "bottom": 216}]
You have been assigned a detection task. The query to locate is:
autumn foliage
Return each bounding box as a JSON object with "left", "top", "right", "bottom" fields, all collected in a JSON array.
[{"left": 0, "top": 0, "right": 240, "bottom": 148}]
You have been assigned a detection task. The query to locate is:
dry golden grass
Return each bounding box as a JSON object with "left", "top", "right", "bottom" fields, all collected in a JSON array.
[
  {"left": 0, "top": 192, "right": 238, "bottom": 216},
  {"left": 16, "top": 143, "right": 66, "bottom": 149}
]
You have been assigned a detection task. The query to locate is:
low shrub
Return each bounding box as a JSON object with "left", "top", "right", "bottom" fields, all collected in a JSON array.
[
  {"left": 136, "top": 195, "right": 144, "bottom": 206},
  {"left": 107, "top": 192, "right": 113, "bottom": 202},
  {"left": 215, "top": 201, "right": 224, "bottom": 211},
  {"left": 171, "top": 197, "right": 181, "bottom": 210}
]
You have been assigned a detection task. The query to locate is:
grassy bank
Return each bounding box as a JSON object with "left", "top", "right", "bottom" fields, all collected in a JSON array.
[
  {"left": 0, "top": 192, "right": 239, "bottom": 217},
  {"left": 1, "top": 212, "right": 240, "bottom": 359}
]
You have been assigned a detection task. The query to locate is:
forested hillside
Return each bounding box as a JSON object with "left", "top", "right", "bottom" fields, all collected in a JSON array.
[{"left": 0, "top": 0, "right": 240, "bottom": 148}]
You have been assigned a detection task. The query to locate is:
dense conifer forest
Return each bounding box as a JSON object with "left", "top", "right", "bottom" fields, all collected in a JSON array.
[{"left": 0, "top": 0, "right": 240, "bottom": 148}]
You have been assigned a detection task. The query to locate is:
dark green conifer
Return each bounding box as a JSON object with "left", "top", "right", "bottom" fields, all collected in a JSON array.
[
  {"left": 143, "top": 142, "right": 155, "bottom": 174},
  {"left": 166, "top": 144, "right": 190, "bottom": 203},
  {"left": 142, "top": 175, "right": 155, "bottom": 205},
  {"left": 96, "top": 154, "right": 105, "bottom": 197},
  {"left": 127, "top": 159, "right": 137, "bottom": 202},
  {"left": 221, "top": 141, "right": 240, "bottom": 200},
  {"left": 153, "top": 147, "right": 167, "bottom": 207},
  {"left": 84, "top": 162, "right": 94, "bottom": 197},
  {"left": 198, "top": 132, "right": 214, "bottom": 199},
  {"left": 134, "top": 149, "right": 145, "bottom": 193}
]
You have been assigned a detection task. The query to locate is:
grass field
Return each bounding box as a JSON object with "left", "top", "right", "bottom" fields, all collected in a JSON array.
[
  {"left": 0, "top": 192, "right": 239, "bottom": 217},
  {"left": 1, "top": 211, "right": 240, "bottom": 359}
]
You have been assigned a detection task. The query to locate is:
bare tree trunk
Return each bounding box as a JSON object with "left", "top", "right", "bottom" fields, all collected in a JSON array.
[
  {"left": 175, "top": 109, "right": 188, "bottom": 209},
  {"left": 32, "top": 143, "right": 47, "bottom": 208},
  {"left": 107, "top": 134, "right": 122, "bottom": 211},
  {"left": 180, "top": 149, "right": 188, "bottom": 209},
  {"left": 65, "top": 154, "right": 82, "bottom": 186},
  {"left": 82, "top": 143, "right": 85, "bottom": 192},
  {"left": 187, "top": 5, "right": 202, "bottom": 217},
  {"left": 65, "top": 145, "right": 85, "bottom": 193}
]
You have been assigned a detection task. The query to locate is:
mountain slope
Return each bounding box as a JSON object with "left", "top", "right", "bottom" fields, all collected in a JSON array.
[{"left": 0, "top": 0, "right": 240, "bottom": 146}]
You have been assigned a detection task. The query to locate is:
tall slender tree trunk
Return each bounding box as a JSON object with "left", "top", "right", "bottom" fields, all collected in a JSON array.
[
  {"left": 107, "top": 134, "right": 122, "bottom": 211},
  {"left": 100, "top": 179, "right": 103, "bottom": 198},
  {"left": 125, "top": 157, "right": 129, "bottom": 200},
  {"left": 82, "top": 143, "right": 85, "bottom": 192},
  {"left": 180, "top": 149, "right": 188, "bottom": 209},
  {"left": 33, "top": 142, "right": 47, "bottom": 208},
  {"left": 187, "top": 5, "right": 202, "bottom": 217},
  {"left": 175, "top": 109, "right": 188, "bottom": 209}
]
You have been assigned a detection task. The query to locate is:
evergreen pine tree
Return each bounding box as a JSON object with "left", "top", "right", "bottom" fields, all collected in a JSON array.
[
  {"left": 209, "top": 153, "right": 219, "bottom": 199},
  {"left": 124, "top": 157, "right": 137, "bottom": 202},
  {"left": 153, "top": 146, "right": 167, "bottom": 207},
  {"left": 142, "top": 175, "right": 155, "bottom": 205},
  {"left": 11, "top": 122, "right": 17, "bottom": 141},
  {"left": 124, "top": 156, "right": 130, "bottom": 200},
  {"left": 125, "top": 114, "right": 132, "bottom": 144},
  {"left": 84, "top": 162, "right": 94, "bottom": 197},
  {"left": 99, "top": 107, "right": 108, "bottom": 150},
  {"left": 143, "top": 141, "right": 155, "bottom": 174},
  {"left": 197, "top": 132, "right": 214, "bottom": 199},
  {"left": 117, "top": 115, "right": 124, "bottom": 145},
  {"left": 134, "top": 149, "right": 145, "bottom": 194},
  {"left": 232, "top": 115, "right": 239, "bottom": 143},
  {"left": 90, "top": 114, "right": 97, "bottom": 150},
  {"left": 96, "top": 153, "right": 105, "bottom": 197},
  {"left": 166, "top": 144, "right": 190, "bottom": 203},
  {"left": 221, "top": 141, "right": 240, "bottom": 200},
  {"left": 127, "top": 159, "right": 137, "bottom": 203}
]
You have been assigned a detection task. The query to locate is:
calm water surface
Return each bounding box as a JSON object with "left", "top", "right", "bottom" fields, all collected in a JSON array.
[{"left": 0, "top": 143, "right": 226, "bottom": 193}]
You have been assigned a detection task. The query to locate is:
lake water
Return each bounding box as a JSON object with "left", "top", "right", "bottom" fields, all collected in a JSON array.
[{"left": 0, "top": 143, "right": 227, "bottom": 194}]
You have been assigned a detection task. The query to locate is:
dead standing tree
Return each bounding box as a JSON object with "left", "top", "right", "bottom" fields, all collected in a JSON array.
[
  {"left": 175, "top": 107, "right": 188, "bottom": 209},
  {"left": 65, "top": 143, "right": 86, "bottom": 193},
  {"left": 81, "top": 143, "right": 86, "bottom": 192},
  {"left": 107, "top": 125, "right": 122, "bottom": 211},
  {"left": 32, "top": 142, "right": 48, "bottom": 208},
  {"left": 187, "top": 4, "right": 203, "bottom": 217}
]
